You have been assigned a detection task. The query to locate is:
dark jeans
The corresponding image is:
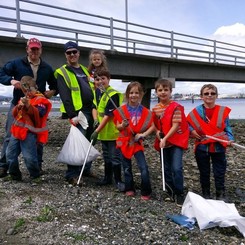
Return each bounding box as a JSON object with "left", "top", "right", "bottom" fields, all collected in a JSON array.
[
  {"left": 122, "top": 150, "right": 152, "bottom": 196},
  {"left": 7, "top": 132, "right": 40, "bottom": 178},
  {"left": 195, "top": 150, "right": 227, "bottom": 191},
  {"left": 162, "top": 146, "right": 184, "bottom": 195},
  {"left": 65, "top": 111, "right": 94, "bottom": 180},
  {"left": 101, "top": 140, "right": 122, "bottom": 167}
]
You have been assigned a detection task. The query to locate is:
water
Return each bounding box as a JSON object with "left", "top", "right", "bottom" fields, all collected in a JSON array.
[
  {"left": 0, "top": 98, "right": 244, "bottom": 119},
  {"left": 150, "top": 98, "right": 245, "bottom": 119}
]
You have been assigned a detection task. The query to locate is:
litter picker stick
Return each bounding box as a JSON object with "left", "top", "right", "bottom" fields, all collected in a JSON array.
[
  {"left": 99, "top": 84, "right": 135, "bottom": 135},
  {"left": 160, "top": 147, "right": 166, "bottom": 191},
  {"left": 205, "top": 135, "right": 245, "bottom": 150},
  {"left": 76, "top": 139, "right": 94, "bottom": 187}
]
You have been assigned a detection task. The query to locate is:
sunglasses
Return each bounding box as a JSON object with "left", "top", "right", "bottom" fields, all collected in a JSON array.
[
  {"left": 203, "top": 92, "right": 217, "bottom": 96},
  {"left": 66, "top": 50, "right": 78, "bottom": 55}
]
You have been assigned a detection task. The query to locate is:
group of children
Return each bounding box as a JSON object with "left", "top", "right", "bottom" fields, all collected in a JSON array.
[{"left": 3, "top": 45, "right": 234, "bottom": 207}]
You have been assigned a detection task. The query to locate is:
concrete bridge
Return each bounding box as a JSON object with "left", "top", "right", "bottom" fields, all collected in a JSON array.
[{"left": 1, "top": 36, "right": 245, "bottom": 107}]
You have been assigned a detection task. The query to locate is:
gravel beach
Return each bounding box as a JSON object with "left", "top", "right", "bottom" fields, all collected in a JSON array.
[{"left": 0, "top": 114, "right": 245, "bottom": 244}]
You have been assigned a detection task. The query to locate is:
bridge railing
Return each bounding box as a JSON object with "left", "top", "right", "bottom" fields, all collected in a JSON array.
[{"left": 1, "top": 0, "right": 245, "bottom": 66}]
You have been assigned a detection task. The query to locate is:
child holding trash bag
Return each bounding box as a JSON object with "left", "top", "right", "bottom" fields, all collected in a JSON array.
[
  {"left": 90, "top": 69, "right": 125, "bottom": 191},
  {"left": 152, "top": 79, "right": 189, "bottom": 206},
  {"left": 113, "top": 81, "right": 155, "bottom": 200},
  {"left": 6, "top": 76, "right": 52, "bottom": 181},
  {"left": 187, "top": 84, "right": 234, "bottom": 201}
]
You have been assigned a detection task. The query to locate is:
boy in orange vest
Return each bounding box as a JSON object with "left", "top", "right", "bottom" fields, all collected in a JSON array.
[
  {"left": 152, "top": 79, "right": 189, "bottom": 206},
  {"left": 187, "top": 84, "right": 234, "bottom": 201},
  {"left": 6, "top": 76, "right": 52, "bottom": 181}
]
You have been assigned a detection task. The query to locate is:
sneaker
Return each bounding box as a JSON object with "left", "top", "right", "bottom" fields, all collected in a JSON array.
[
  {"left": 164, "top": 192, "right": 175, "bottom": 202},
  {"left": 0, "top": 168, "right": 8, "bottom": 178},
  {"left": 67, "top": 177, "right": 81, "bottom": 186},
  {"left": 116, "top": 182, "right": 125, "bottom": 192},
  {"left": 141, "top": 195, "right": 151, "bottom": 201},
  {"left": 125, "top": 191, "right": 135, "bottom": 197},
  {"left": 176, "top": 194, "right": 185, "bottom": 207}
]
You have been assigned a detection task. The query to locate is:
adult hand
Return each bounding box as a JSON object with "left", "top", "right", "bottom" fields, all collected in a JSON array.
[
  {"left": 11, "top": 79, "right": 21, "bottom": 89},
  {"left": 69, "top": 116, "right": 79, "bottom": 126},
  {"left": 44, "top": 90, "right": 56, "bottom": 99},
  {"left": 90, "top": 131, "right": 98, "bottom": 145}
]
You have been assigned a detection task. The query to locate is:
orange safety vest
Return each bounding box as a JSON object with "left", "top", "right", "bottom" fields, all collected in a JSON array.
[
  {"left": 113, "top": 104, "right": 153, "bottom": 159},
  {"left": 11, "top": 94, "right": 52, "bottom": 144},
  {"left": 154, "top": 101, "right": 189, "bottom": 151},
  {"left": 187, "top": 105, "right": 231, "bottom": 149}
]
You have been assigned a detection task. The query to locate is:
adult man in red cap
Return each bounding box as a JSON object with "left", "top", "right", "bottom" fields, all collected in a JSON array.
[{"left": 0, "top": 37, "right": 58, "bottom": 178}]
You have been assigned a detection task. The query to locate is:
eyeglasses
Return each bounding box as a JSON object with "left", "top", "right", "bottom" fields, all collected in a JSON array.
[
  {"left": 66, "top": 50, "right": 78, "bottom": 55},
  {"left": 203, "top": 92, "right": 217, "bottom": 96}
]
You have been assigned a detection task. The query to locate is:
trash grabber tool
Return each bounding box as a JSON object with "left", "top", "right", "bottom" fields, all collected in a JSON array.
[
  {"left": 159, "top": 131, "right": 166, "bottom": 191},
  {"left": 99, "top": 84, "right": 135, "bottom": 136},
  {"left": 205, "top": 135, "right": 245, "bottom": 150},
  {"left": 160, "top": 147, "right": 166, "bottom": 191},
  {"left": 76, "top": 139, "right": 94, "bottom": 188}
]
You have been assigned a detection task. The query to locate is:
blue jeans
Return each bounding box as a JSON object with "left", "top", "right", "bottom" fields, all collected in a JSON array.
[
  {"left": 162, "top": 146, "right": 184, "bottom": 195},
  {"left": 195, "top": 150, "right": 227, "bottom": 191},
  {"left": 65, "top": 111, "right": 93, "bottom": 180},
  {"left": 7, "top": 132, "right": 40, "bottom": 178},
  {"left": 122, "top": 150, "right": 152, "bottom": 196},
  {"left": 0, "top": 103, "right": 43, "bottom": 170}
]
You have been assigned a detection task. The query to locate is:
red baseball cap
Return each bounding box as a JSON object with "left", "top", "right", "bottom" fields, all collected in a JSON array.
[{"left": 27, "top": 38, "right": 42, "bottom": 49}]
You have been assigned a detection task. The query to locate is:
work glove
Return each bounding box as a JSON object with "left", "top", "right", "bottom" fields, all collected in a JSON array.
[
  {"left": 93, "top": 120, "right": 99, "bottom": 129},
  {"left": 69, "top": 116, "right": 79, "bottom": 126},
  {"left": 90, "top": 131, "right": 98, "bottom": 145}
]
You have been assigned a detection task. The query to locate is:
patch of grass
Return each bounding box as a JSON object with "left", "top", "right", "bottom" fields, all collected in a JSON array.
[
  {"left": 23, "top": 196, "right": 33, "bottom": 204},
  {"left": 14, "top": 218, "right": 25, "bottom": 231},
  {"left": 64, "top": 232, "right": 87, "bottom": 242},
  {"left": 36, "top": 205, "right": 54, "bottom": 222},
  {"left": 179, "top": 234, "right": 189, "bottom": 241}
]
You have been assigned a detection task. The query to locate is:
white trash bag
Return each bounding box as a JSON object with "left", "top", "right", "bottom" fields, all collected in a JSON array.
[
  {"left": 181, "top": 191, "right": 245, "bottom": 237},
  {"left": 56, "top": 125, "right": 100, "bottom": 166}
]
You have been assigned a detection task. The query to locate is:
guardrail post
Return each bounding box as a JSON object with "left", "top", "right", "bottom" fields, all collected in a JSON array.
[
  {"left": 170, "top": 31, "right": 174, "bottom": 58},
  {"left": 110, "top": 18, "right": 114, "bottom": 50},
  {"left": 213, "top": 40, "right": 216, "bottom": 63},
  {"left": 75, "top": 33, "right": 78, "bottom": 44},
  {"left": 15, "top": 0, "right": 21, "bottom": 37}
]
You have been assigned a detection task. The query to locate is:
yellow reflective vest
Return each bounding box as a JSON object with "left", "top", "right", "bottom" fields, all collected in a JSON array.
[
  {"left": 97, "top": 87, "right": 123, "bottom": 140},
  {"left": 55, "top": 65, "right": 95, "bottom": 113}
]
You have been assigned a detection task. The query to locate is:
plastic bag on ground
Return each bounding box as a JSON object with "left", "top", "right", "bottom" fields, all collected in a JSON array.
[
  {"left": 56, "top": 125, "right": 100, "bottom": 165},
  {"left": 166, "top": 214, "right": 196, "bottom": 230},
  {"left": 181, "top": 191, "right": 245, "bottom": 237}
]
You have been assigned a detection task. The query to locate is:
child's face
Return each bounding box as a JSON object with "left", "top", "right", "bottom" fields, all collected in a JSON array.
[
  {"left": 201, "top": 87, "right": 217, "bottom": 106},
  {"left": 128, "top": 86, "right": 141, "bottom": 106},
  {"left": 95, "top": 75, "right": 109, "bottom": 89},
  {"left": 92, "top": 54, "right": 102, "bottom": 67},
  {"left": 155, "top": 85, "right": 171, "bottom": 103}
]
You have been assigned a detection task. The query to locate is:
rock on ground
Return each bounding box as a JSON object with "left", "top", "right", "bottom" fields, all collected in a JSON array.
[{"left": 0, "top": 114, "right": 245, "bottom": 244}]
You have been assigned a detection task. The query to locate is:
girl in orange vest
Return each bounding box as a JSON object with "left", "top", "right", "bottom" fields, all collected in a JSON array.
[
  {"left": 113, "top": 82, "right": 155, "bottom": 200},
  {"left": 187, "top": 84, "right": 234, "bottom": 201},
  {"left": 152, "top": 79, "right": 189, "bottom": 207},
  {"left": 6, "top": 76, "right": 52, "bottom": 181}
]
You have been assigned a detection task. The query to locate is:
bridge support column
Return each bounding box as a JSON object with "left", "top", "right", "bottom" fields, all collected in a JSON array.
[{"left": 138, "top": 78, "right": 156, "bottom": 109}]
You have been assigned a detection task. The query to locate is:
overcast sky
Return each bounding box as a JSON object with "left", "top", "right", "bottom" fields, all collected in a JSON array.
[{"left": 1, "top": 0, "right": 245, "bottom": 96}]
